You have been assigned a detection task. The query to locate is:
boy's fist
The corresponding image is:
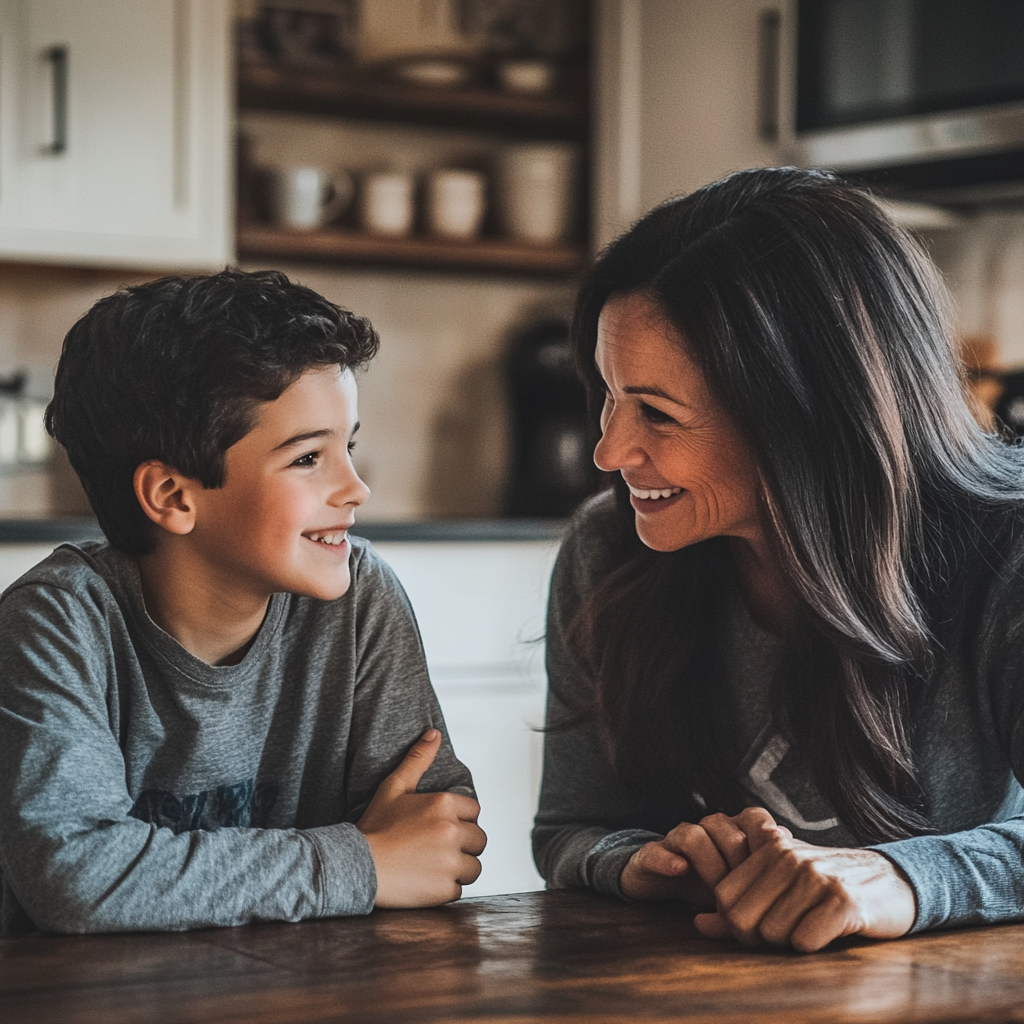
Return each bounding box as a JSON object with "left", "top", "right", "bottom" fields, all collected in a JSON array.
[{"left": 357, "top": 729, "right": 486, "bottom": 908}]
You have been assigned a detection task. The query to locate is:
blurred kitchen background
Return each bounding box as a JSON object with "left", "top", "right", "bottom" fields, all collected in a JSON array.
[{"left": 4, "top": 0, "right": 1024, "bottom": 895}]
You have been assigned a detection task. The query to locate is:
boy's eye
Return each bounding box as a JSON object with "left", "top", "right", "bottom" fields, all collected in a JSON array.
[
  {"left": 291, "top": 451, "right": 320, "bottom": 467},
  {"left": 347, "top": 440, "right": 357, "bottom": 453}
]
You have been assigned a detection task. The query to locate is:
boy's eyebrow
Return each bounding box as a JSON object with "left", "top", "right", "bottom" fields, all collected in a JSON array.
[{"left": 271, "top": 422, "right": 360, "bottom": 452}]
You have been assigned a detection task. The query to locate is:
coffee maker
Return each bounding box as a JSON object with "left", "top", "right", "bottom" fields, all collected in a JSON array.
[{"left": 503, "top": 319, "right": 601, "bottom": 517}]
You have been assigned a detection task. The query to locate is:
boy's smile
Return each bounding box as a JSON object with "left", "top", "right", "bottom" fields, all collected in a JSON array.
[{"left": 187, "top": 364, "right": 370, "bottom": 605}]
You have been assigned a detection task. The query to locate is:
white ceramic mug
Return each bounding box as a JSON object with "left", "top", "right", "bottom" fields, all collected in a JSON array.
[
  {"left": 269, "top": 166, "right": 353, "bottom": 230},
  {"left": 361, "top": 171, "right": 416, "bottom": 237},
  {"left": 496, "top": 144, "right": 578, "bottom": 245},
  {"left": 425, "top": 169, "right": 487, "bottom": 240}
]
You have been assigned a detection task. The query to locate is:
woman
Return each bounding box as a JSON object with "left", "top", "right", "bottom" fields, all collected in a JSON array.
[{"left": 533, "top": 167, "right": 1024, "bottom": 952}]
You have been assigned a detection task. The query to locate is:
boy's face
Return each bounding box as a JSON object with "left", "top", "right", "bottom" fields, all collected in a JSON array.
[{"left": 188, "top": 365, "right": 370, "bottom": 602}]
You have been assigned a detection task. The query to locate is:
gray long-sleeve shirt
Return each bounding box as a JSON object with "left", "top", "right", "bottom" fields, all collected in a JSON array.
[
  {"left": 533, "top": 491, "right": 1024, "bottom": 933},
  {"left": 0, "top": 538, "right": 472, "bottom": 935}
]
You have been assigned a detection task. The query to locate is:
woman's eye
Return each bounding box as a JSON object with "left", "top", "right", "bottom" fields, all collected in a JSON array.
[
  {"left": 291, "top": 451, "right": 319, "bottom": 468},
  {"left": 347, "top": 440, "right": 357, "bottom": 453},
  {"left": 641, "top": 403, "right": 676, "bottom": 425}
]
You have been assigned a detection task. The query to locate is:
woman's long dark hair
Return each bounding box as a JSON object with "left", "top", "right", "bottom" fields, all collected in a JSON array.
[{"left": 568, "top": 167, "right": 1024, "bottom": 844}]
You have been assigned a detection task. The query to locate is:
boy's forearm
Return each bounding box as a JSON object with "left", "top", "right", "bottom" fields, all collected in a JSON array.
[{"left": 2, "top": 816, "right": 377, "bottom": 933}]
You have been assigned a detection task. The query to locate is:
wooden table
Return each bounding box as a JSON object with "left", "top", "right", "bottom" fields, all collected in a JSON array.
[{"left": 4, "top": 890, "right": 1024, "bottom": 1023}]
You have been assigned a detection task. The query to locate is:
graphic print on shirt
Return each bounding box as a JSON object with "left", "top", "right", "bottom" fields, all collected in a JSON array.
[
  {"left": 736, "top": 723, "right": 846, "bottom": 838},
  {"left": 129, "top": 779, "right": 279, "bottom": 833}
]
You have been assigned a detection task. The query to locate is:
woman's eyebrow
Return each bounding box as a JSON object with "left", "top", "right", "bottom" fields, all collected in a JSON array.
[{"left": 622, "top": 384, "right": 691, "bottom": 406}]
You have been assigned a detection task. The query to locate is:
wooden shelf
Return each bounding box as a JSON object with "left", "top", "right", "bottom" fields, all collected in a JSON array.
[
  {"left": 237, "top": 223, "right": 588, "bottom": 276},
  {"left": 238, "top": 61, "right": 587, "bottom": 139}
]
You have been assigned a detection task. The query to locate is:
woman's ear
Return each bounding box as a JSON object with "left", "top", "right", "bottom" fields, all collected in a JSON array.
[{"left": 133, "top": 461, "right": 198, "bottom": 536}]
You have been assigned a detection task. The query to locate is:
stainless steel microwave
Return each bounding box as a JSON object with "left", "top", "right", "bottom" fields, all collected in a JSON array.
[{"left": 773, "top": 0, "right": 1024, "bottom": 203}]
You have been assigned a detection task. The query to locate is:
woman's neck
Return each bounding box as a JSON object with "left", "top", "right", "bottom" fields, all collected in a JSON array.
[{"left": 727, "top": 535, "right": 800, "bottom": 635}]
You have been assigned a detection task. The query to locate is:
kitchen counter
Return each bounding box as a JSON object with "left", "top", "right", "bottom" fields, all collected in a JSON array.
[{"left": 0, "top": 517, "right": 567, "bottom": 545}]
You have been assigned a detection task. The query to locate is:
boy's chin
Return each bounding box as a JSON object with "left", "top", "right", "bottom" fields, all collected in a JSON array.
[{"left": 295, "top": 570, "right": 352, "bottom": 602}]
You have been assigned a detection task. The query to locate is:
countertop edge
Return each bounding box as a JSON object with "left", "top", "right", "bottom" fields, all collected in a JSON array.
[{"left": 0, "top": 517, "right": 568, "bottom": 545}]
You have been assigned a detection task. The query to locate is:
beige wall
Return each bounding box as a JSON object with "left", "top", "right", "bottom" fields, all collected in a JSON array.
[
  {"left": 0, "top": 261, "right": 573, "bottom": 519},
  {"left": 636, "top": 0, "right": 778, "bottom": 210}
]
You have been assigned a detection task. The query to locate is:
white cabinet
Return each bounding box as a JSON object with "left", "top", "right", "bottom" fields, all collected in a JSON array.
[
  {"left": 0, "top": 0, "right": 233, "bottom": 270},
  {"left": 373, "top": 539, "right": 559, "bottom": 898}
]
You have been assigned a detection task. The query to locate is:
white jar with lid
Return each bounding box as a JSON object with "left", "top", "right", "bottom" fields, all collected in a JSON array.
[{"left": 495, "top": 144, "right": 578, "bottom": 245}]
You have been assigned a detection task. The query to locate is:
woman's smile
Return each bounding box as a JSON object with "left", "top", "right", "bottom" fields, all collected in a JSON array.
[{"left": 626, "top": 482, "right": 686, "bottom": 513}]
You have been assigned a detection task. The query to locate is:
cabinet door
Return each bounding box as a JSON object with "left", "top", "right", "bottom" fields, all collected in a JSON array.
[
  {"left": 373, "top": 539, "right": 559, "bottom": 897},
  {"left": 0, "top": 0, "right": 232, "bottom": 270}
]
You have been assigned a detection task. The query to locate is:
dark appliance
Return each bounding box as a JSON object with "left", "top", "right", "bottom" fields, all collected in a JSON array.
[
  {"left": 504, "top": 319, "right": 601, "bottom": 517},
  {"left": 778, "top": 1, "right": 1024, "bottom": 203},
  {"left": 993, "top": 369, "right": 1024, "bottom": 437}
]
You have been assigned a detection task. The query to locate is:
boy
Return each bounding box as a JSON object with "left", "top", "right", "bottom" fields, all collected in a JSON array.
[{"left": 0, "top": 270, "right": 485, "bottom": 934}]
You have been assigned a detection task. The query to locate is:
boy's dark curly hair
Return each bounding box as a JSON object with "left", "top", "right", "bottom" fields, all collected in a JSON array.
[{"left": 46, "top": 269, "right": 380, "bottom": 555}]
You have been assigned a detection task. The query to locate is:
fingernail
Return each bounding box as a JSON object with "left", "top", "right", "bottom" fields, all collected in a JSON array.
[{"left": 422, "top": 728, "right": 440, "bottom": 741}]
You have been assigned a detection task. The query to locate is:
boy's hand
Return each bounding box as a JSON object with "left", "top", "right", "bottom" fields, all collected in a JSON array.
[{"left": 357, "top": 729, "right": 486, "bottom": 908}]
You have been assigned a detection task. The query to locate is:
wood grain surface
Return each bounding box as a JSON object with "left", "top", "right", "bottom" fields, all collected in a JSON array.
[{"left": 3, "top": 889, "right": 1024, "bottom": 1024}]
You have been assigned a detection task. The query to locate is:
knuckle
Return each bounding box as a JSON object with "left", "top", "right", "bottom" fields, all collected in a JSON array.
[
  {"left": 759, "top": 921, "right": 787, "bottom": 946},
  {"left": 429, "top": 792, "right": 455, "bottom": 813},
  {"left": 779, "top": 847, "right": 801, "bottom": 871},
  {"left": 712, "top": 879, "right": 735, "bottom": 912},
  {"left": 699, "top": 812, "right": 729, "bottom": 830},
  {"left": 796, "top": 859, "right": 824, "bottom": 886}
]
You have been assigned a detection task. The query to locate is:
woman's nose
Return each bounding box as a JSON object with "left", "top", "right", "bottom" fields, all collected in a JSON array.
[{"left": 593, "top": 408, "right": 645, "bottom": 472}]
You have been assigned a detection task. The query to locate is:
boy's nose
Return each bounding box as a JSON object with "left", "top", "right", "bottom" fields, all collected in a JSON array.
[{"left": 332, "top": 466, "right": 370, "bottom": 508}]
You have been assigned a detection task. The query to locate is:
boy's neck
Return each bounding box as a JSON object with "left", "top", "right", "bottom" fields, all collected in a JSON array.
[{"left": 136, "top": 543, "right": 271, "bottom": 666}]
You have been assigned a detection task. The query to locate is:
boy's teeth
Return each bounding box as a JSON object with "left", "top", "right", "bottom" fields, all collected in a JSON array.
[
  {"left": 309, "top": 532, "right": 345, "bottom": 545},
  {"left": 627, "top": 485, "right": 682, "bottom": 500}
]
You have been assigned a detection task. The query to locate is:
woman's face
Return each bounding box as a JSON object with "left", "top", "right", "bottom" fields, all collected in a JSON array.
[{"left": 594, "top": 292, "right": 763, "bottom": 553}]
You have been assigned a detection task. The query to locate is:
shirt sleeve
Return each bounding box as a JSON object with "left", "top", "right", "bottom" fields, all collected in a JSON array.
[
  {"left": 532, "top": 502, "right": 661, "bottom": 899},
  {"left": 340, "top": 543, "right": 476, "bottom": 819},
  {"left": 872, "top": 535, "right": 1024, "bottom": 933},
  {"left": 0, "top": 576, "right": 379, "bottom": 934}
]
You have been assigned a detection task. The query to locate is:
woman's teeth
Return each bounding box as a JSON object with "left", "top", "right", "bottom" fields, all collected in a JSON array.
[
  {"left": 627, "top": 485, "right": 683, "bottom": 500},
  {"left": 308, "top": 532, "right": 346, "bottom": 546}
]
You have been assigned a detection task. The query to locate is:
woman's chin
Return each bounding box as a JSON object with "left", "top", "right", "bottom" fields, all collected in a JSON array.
[{"left": 635, "top": 519, "right": 697, "bottom": 552}]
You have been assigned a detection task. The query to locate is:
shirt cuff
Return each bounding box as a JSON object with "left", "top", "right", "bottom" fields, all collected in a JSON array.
[
  {"left": 306, "top": 823, "right": 377, "bottom": 917},
  {"left": 872, "top": 827, "right": 1024, "bottom": 933},
  {"left": 585, "top": 829, "right": 663, "bottom": 900}
]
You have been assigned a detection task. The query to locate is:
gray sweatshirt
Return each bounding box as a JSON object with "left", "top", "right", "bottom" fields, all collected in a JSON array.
[
  {"left": 533, "top": 491, "right": 1024, "bottom": 933},
  {"left": 0, "top": 538, "right": 472, "bottom": 935}
]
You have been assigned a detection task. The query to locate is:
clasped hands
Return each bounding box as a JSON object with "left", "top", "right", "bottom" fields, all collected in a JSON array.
[{"left": 620, "top": 807, "right": 917, "bottom": 952}]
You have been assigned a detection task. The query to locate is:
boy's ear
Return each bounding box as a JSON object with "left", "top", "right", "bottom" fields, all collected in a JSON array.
[{"left": 133, "top": 461, "right": 199, "bottom": 536}]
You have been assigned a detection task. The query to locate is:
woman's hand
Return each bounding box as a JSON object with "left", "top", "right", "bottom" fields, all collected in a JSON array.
[
  {"left": 619, "top": 836, "right": 717, "bottom": 906},
  {"left": 620, "top": 808, "right": 783, "bottom": 906},
  {"left": 690, "top": 809, "right": 918, "bottom": 952}
]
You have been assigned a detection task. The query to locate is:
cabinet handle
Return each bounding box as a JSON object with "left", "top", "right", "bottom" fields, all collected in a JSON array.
[
  {"left": 42, "top": 45, "right": 68, "bottom": 155},
  {"left": 758, "top": 10, "right": 781, "bottom": 143}
]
